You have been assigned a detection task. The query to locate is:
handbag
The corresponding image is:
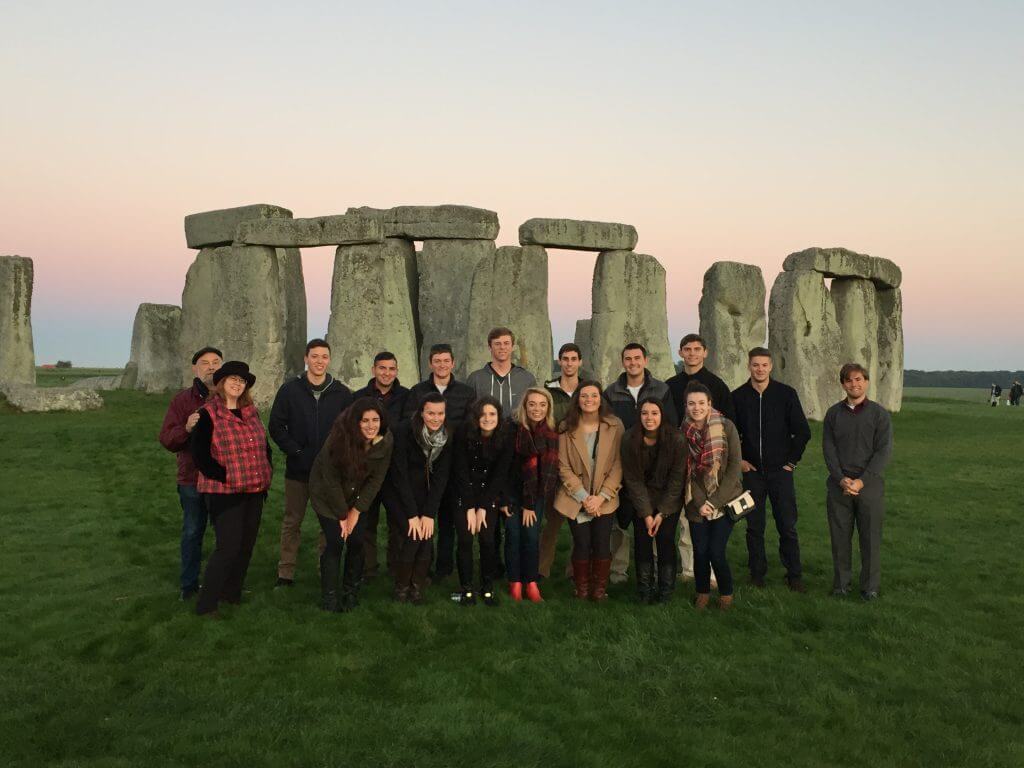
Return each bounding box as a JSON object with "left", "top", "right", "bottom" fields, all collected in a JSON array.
[{"left": 722, "top": 490, "right": 756, "bottom": 522}]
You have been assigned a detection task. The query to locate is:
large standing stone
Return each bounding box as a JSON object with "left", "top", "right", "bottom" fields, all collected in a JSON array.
[
  {"left": 589, "top": 250, "right": 674, "bottom": 389},
  {"left": 0, "top": 383, "right": 103, "bottom": 412},
  {"left": 783, "top": 247, "right": 902, "bottom": 289},
  {"left": 129, "top": 303, "right": 182, "bottom": 393},
  {"left": 466, "top": 245, "right": 552, "bottom": 385},
  {"left": 698, "top": 261, "right": 766, "bottom": 390},
  {"left": 831, "top": 278, "right": 879, "bottom": 386},
  {"left": 875, "top": 287, "right": 904, "bottom": 413},
  {"left": 574, "top": 318, "right": 592, "bottom": 368},
  {"left": 326, "top": 238, "right": 420, "bottom": 390},
  {"left": 0, "top": 255, "right": 35, "bottom": 385},
  {"left": 348, "top": 205, "right": 499, "bottom": 240},
  {"left": 416, "top": 239, "right": 496, "bottom": 378},
  {"left": 184, "top": 204, "right": 292, "bottom": 249},
  {"left": 234, "top": 214, "right": 383, "bottom": 247},
  {"left": 179, "top": 245, "right": 306, "bottom": 408},
  {"left": 519, "top": 219, "right": 638, "bottom": 252},
  {"left": 768, "top": 270, "right": 842, "bottom": 421}
]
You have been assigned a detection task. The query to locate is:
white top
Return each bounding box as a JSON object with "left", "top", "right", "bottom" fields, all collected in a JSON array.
[{"left": 627, "top": 384, "right": 642, "bottom": 401}]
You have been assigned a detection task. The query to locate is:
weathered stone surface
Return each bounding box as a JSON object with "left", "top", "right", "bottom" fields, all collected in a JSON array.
[
  {"left": 698, "top": 262, "right": 766, "bottom": 390},
  {"left": 466, "top": 245, "right": 553, "bottom": 385},
  {"left": 348, "top": 205, "right": 499, "bottom": 240},
  {"left": 119, "top": 362, "right": 139, "bottom": 390},
  {"left": 589, "top": 250, "right": 674, "bottom": 389},
  {"left": 72, "top": 375, "right": 122, "bottom": 391},
  {"left": 519, "top": 219, "right": 638, "bottom": 252},
  {"left": 234, "top": 214, "right": 383, "bottom": 247},
  {"left": 326, "top": 238, "right": 420, "bottom": 390},
  {"left": 0, "top": 255, "right": 35, "bottom": 385},
  {"left": 574, "top": 318, "right": 592, "bottom": 367},
  {"left": 129, "top": 303, "right": 182, "bottom": 393},
  {"left": 0, "top": 383, "right": 103, "bottom": 412},
  {"left": 184, "top": 204, "right": 292, "bottom": 249},
  {"left": 831, "top": 278, "right": 879, "bottom": 386},
  {"left": 875, "top": 287, "right": 904, "bottom": 413},
  {"left": 179, "top": 245, "right": 306, "bottom": 408},
  {"left": 416, "top": 239, "right": 496, "bottom": 378},
  {"left": 768, "top": 270, "right": 842, "bottom": 421},
  {"left": 783, "top": 247, "right": 902, "bottom": 289}
]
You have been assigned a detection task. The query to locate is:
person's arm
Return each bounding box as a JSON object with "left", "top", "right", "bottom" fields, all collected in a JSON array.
[
  {"left": 862, "top": 408, "right": 893, "bottom": 480},
  {"left": 708, "top": 423, "right": 743, "bottom": 508},
  {"left": 390, "top": 430, "right": 419, "bottom": 521},
  {"left": 268, "top": 386, "right": 302, "bottom": 457},
  {"left": 658, "top": 436, "right": 687, "bottom": 517},
  {"left": 597, "top": 423, "right": 623, "bottom": 501},
  {"left": 310, "top": 447, "right": 347, "bottom": 519},
  {"left": 661, "top": 393, "right": 679, "bottom": 432},
  {"left": 787, "top": 390, "right": 812, "bottom": 467},
  {"left": 424, "top": 443, "right": 453, "bottom": 520},
  {"left": 558, "top": 432, "right": 586, "bottom": 501},
  {"left": 518, "top": 432, "right": 540, "bottom": 510},
  {"left": 620, "top": 440, "right": 653, "bottom": 518},
  {"left": 158, "top": 396, "right": 191, "bottom": 453},
  {"left": 821, "top": 409, "right": 845, "bottom": 483},
  {"left": 352, "top": 437, "right": 394, "bottom": 514},
  {"left": 715, "top": 380, "right": 736, "bottom": 423},
  {"left": 189, "top": 410, "right": 226, "bottom": 482}
]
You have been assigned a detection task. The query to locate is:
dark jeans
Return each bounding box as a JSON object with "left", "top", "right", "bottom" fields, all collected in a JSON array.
[
  {"left": 504, "top": 502, "right": 545, "bottom": 583},
  {"left": 197, "top": 493, "right": 264, "bottom": 615},
  {"left": 633, "top": 512, "right": 680, "bottom": 568},
  {"left": 743, "top": 469, "right": 802, "bottom": 580},
  {"left": 455, "top": 507, "right": 499, "bottom": 590},
  {"left": 316, "top": 513, "right": 365, "bottom": 589},
  {"left": 433, "top": 483, "right": 459, "bottom": 576},
  {"left": 568, "top": 514, "right": 615, "bottom": 561},
  {"left": 690, "top": 515, "right": 734, "bottom": 596},
  {"left": 361, "top": 494, "right": 402, "bottom": 576},
  {"left": 177, "top": 484, "right": 208, "bottom": 592}
]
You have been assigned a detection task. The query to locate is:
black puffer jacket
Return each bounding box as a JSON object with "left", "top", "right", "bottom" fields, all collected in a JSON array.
[
  {"left": 402, "top": 376, "right": 477, "bottom": 427},
  {"left": 381, "top": 418, "right": 454, "bottom": 521},
  {"left": 268, "top": 374, "right": 353, "bottom": 481},
  {"left": 454, "top": 421, "right": 514, "bottom": 511}
]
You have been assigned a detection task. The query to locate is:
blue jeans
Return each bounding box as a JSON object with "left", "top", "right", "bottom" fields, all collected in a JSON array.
[
  {"left": 178, "top": 484, "right": 209, "bottom": 592},
  {"left": 690, "top": 515, "right": 734, "bottom": 596},
  {"left": 504, "top": 502, "right": 545, "bottom": 583}
]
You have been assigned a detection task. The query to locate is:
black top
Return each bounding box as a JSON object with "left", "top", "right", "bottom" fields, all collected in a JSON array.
[
  {"left": 454, "top": 421, "right": 514, "bottom": 511},
  {"left": 731, "top": 379, "right": 811, "bottom": 471},
  {"left": 268, "top": 374, "right": 353, "bottom": 482},
  {"left": 382, "top": 419, "right": 454, "bottom": 521},
  {"left": 665, "top": 366, "right": 735, "bottom": 426},
  {"left": 352, "top": 378, "right": 410, "bottom": 424},
  {"left": 402, "top": 376, "right": 477, "bottom": 427},
  {"left": 620, "top": 427, "right": 686, "bottom": 519},
  {"left": 190, "top": 408, "right": 273, "bottom": 483}
]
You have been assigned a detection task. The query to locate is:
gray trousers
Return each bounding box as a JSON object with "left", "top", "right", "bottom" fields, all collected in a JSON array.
[{"left": 826, "top": 477, "right": 884, "bottom": 594}]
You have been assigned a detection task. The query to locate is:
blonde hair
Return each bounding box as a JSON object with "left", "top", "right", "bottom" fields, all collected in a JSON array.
[{"left": 514, "top": 387, "right": 555, "bottom": 431}]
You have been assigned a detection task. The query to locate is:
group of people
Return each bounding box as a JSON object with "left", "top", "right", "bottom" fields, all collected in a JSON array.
[
  {"left": 990, "top": 381, "right": 1023, "bottom": 406},
  {"left": 159, "top": 327, "right": 893, "bottom": 619}
]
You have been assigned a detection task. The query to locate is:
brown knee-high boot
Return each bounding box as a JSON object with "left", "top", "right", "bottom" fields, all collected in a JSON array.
[
  {"left": 572, "top": 560, "right": 591, "bottom": 600},
  {"left": 590, "top": 559, "right": 612, "bottom": 601}
]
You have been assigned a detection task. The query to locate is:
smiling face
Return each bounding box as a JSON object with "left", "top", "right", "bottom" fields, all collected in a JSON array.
[
  {"left": 748, "top": 354, "right": 772, "bottom": 384},
  {"left": 305, "top": 345, "right": 330, "bottom": 378},
  {"left": 359, "top": 409, "right": 381, "bottom": 441},
  {"left": 559, "top": 349, "right": 581, "bottom": 378},
  {"left": 430, "top": 352, "right": 454, "bottom": 380},
  {"left": 223, "top": 374, "right": 247, "bottom": 400},
  {"left": 578, "top": 385, "right": 602, "bottom": 414},
  {"left": 622, "top": 348, "right": 647, "bottom": 378},
  {"left": 192, "top": 352, "right": 222, "bottom": 385},
  {"left": 489, "top": 334, "right": 513, "bottom": 364},
  {"left": 373, "top": 357, "right": 398, "bottom": 388},
  {"left": 680, "top": 341, "right": 707, "bottom": 370},
  {"left": 525, "top": 392, "right": 549, "bottom": 426},
  {"left": 686, "top": 392, "right": 711, "bottom": 423},
  {"left": 842, "top": 371, "right": 869, "bottom": 401},
  {"left": 421, "top": 400, "right": 446, "bottom": 432},
  {"left": 639, "top": 402, "right": 662, "bottom": 433},
  {"left": 478, "top": 404, "right": 499, "bottom": 434}
]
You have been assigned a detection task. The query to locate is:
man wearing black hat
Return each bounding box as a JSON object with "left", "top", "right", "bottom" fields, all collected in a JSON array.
[
  {"left": 268, "top": 339, "right": 353, "bottom": 587},
  {"left": 158, "top": 345, "right": 223, "bottom": 601}
]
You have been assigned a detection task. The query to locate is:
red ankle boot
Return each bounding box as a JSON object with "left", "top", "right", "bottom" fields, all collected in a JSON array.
[
  {"left": 525, "top": 581, "right": 543, "bottom": 603},
  {"left": 509, "top": 582, "right": 523, "bottom": 601}
]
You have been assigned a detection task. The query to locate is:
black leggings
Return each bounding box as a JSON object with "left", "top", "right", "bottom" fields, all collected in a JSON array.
[
  {"left": 568, "top": 514, "right": 615, "bottom": 561},
  {"left": 197, "top": 492, "right": 264, "bottom": 615},
  {"left": 316, "top": 513, "right": 365, "bottom": 588},
  {"left": 634, "top": 513, "right": 681, "bottom": 568},
  {"left": 455, "top": 507, "right": 499, "bottom": 589}
]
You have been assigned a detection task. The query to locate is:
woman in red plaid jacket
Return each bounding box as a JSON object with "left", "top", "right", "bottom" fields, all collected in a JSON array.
[{"left": 190, "top": 361, "right": 273, "bottom": 618}]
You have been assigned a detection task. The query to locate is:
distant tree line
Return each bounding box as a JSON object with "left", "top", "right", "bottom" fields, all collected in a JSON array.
[{"left": 904, "top": 370, "right": 1024, "bottom": 388}]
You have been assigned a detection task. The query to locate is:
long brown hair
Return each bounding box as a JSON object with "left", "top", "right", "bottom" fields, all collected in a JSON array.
[
  {"left": 208, "top": 380, "right": 254, "bottom": 409},
  {"left": 559, "top": 379, "right": 611, "bottom": 435},
  {"left": 327, "top": 397, "right": 388, "bottom": 480},
  {"left": 625, "top": 396, "right": 676, "bottom": 484}
]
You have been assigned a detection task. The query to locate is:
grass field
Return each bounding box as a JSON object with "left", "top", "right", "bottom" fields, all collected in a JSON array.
[
  {"left": 1, "top": 388, "right": 1022, "bottom": 767},
  {"left": 903, "top": 386, "right": 1000, "bottom": 403},
  {"left": 33, "top": 367, "right": 124, "bottom": 388}
]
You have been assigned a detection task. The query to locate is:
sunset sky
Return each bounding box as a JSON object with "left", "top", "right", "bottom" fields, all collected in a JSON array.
[{"left": 3, "top": 2, "right": 1021, "bottom": 370}]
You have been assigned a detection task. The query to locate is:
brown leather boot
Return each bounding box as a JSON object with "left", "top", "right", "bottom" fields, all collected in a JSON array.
[
  {"left": 572, "top": 560, "right": 591, "bottom": 600},
  {"left": 393, "top": 562, "right": 413, "bottom": 603},
  {"left": 591, "top": 559, "right": 612, "bottom": 601},
  {"left": 409, "top": 557, "right": 431, "bottom": 605},
  {"left": 718, "top": 594, "right": 734, "bottom": 611},
  {"left": 694, "top": 593, "right": 710, "bottom": 611}
]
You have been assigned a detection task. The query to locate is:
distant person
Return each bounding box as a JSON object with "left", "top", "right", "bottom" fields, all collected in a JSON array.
[
  {"left": 158, "top": 346, "right": 223, "bottom": 601},
  {"left": 466, "top": 326, "right": 537, "bottom": 414},
  {"left": 190, "top": 362, "right": 272, "bottom": 617},
  {"left": 352, "top": 352, "right": 410, "bottom": 580},
  {"left": 823, "top": 363, "right": 894, "bottom": 601},
  {"left": 989, "top": 383, "right": 1001, "bottom": 407},
  {"left": 268, "top": 339, "right": 353, "bottom": 588},
  {"left": 1010, "top": 380, "right": 1023, "bottom": 407},
  {"left": 308, "top": 398, "right": 393, "bottom": 612},
  {"left": 731, "top": 347, "right": 811, "bottom": 591}
]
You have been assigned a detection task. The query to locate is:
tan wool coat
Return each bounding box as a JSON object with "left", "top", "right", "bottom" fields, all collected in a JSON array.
[{"left": 553, "top": 415, "right": 625, "bottom": 520}]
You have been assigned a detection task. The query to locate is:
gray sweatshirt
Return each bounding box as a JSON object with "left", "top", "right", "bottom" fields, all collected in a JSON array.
[
  {"left": 466, "top": 363, "right": 536, "bottom": 415},
  {"left": 822, "top": 399, "right": 893, "bottom": 484}
]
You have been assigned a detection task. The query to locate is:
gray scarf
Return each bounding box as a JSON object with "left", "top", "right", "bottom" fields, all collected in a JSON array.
[{"left": 419, "top": 424, "right": 448, "bottom": 471}]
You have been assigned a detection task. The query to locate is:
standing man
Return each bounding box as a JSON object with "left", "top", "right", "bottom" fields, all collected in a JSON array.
[
  {"left": 989, "top": 383, "right": 1001, "bottom": 407},
  {"left": 404, "top": 343, "right": 476, "bottom": 578},
  {"left": 603, "top": 343, "right": 677, "bottom": 584},
  {"left": 159, "top": 346, "right": 223, "bottom": 601},
  {"left": 823, "top": 363, "right": 894, "bottom": 601},
  {"left": 666, "top": 333, "right": 735, "bottom": 582},
  {"left": 268, "top": 339, "right": 353, "bottom": 587},
  {"left": 731, "top": 347, "right": 811, "bottom": 592},
  {"left": 466, "top": 326, "right": 537, "bottom": 414},
  {"left": 352, "top": 351, "right": 410, "bottom": 579}
]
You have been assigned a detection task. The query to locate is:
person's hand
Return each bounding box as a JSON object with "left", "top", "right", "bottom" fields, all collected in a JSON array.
[
  {"left": 522, "top": 508, "right": 537, "bottom": 527},
  {"left": 583, "top": 495, "right": 603, "bottom": 516},
  {"left": 419, "top": 516, "right": 434, "bottom": 540},
  {"left": 475, "top": 509, "right": 488, "bottom": 531},
  {"left": 840, "top": 477, "right": 855, "bottom": 491},
  {"left": 649, "top": 514, "right": 663, "bottom": 537},
  {"left": 849, "top": 478, "right": 864, "bottom": 494},
  {"left": 740, "top": 460, "right": 756, "bottom": 473},
  {"left": 466, "top": 509, "right": 479, "bottom": 535},
  {"left": 783, "top": 464, "right": 794, "bottom": 472},
  {"left": 185, "top": 412, "right": 201, "bottom": 432},
  {"left": 341, "top": 509, "right": 360, "bottom": 539},
  {"left": 407, "top": 517, "right": 422, "bottom": 540},
  {"left": 644, "top": 515, "right": 657, "bottom": 537},
  {"left": 699, "top": 502, "right": 716, "bottom": 519},
  {"left": 501, "top": 506, "right": 512, "bottom": 518}
]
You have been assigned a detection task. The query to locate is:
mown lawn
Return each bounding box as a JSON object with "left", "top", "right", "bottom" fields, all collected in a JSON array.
[{"left": 1, "top": 390, "right": 1022, "bottom": 767}]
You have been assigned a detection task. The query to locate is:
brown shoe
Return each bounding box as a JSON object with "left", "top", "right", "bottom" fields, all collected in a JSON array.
[
  {"left": 591, "top": 559, "right": 612, "bottom": 601},
  {"left": 694, "top": 593, "right": 710, "bottom": 611},
  {"left": 718, "top": 595, "right": 734, "bottom": 611},
  {"left": 572, "top": 560, "right": 591, "bottom": 600}
]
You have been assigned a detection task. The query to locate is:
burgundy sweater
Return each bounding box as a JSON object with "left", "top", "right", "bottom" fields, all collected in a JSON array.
[{"left": 158, "top": 379, "right": 208, "bottom": 485}]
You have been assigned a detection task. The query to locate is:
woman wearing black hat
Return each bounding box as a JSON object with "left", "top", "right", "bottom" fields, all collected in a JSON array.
[{"left": 191, "top": 361, "right": 273, "bottom": 617}]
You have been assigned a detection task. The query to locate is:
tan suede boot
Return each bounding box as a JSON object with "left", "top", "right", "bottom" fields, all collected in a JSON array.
[
  {"left": 694, "top": 593, "right": 710, "bottom": 611},
  {"left": 718, "top": 595, "right": 734, "bottom": 612}
]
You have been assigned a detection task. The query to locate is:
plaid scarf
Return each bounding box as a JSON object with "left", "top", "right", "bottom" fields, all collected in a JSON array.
[
  {"left": 417, "top": 423, "right": 449, "bottom": 472},
  {"left": 515, "top": 421, "right": 560, "bottom": 509},
  {"left": 684, "top": 410, "right": 726, "bottom": 505}
]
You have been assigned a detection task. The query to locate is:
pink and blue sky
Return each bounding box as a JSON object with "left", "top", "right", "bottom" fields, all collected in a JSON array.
[{"left": 3, "top": 2, "right": 1021, "bottom": 370}]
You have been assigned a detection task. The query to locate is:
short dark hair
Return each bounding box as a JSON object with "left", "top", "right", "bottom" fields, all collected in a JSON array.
[
  {"left": 418, "top": 392, "right": 446, "bottom": 411},
  {"left": 191, "top": 346, "right": 223, "bottom": 365},
  {"left": 429, "top": 343, "right": 454, "bottom": 361},
  {"left": 839, "top": 363, "right": 870, "bottom": 383},
  {"left": 748, "top": 346, "right": 772, "bottom": 360},
  {"left": 679, "top": 334, "right": 706, "bottom": 349},
  {"left": 558, "top": 342, "right": 582, "bottom": 359},
  {"left": 683, "top": 380, "right": 713, "bottom": 405},
  {"left": 621, "top": 342, "right": 648, "bottom": 358},
  {"left": 305, "top": 338, "right": 330, "bottom": 355},
  {"left": 487, "top": 327, "right": 515, "bottom": 345},
  {"left": 373, "top": 351, "right": 397, "bottom": 364}
]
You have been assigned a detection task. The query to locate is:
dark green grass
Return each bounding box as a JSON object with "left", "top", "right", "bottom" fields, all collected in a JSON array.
[
  {"left": 1, "top": 392, "right": 1022, "bottom": 767},
  {"left": 33, "top": 367, "right": 124, "bottom": 388}
]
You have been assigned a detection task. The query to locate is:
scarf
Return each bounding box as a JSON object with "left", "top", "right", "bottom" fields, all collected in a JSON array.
[
  {"left": 684, "top": 410, "right": 726, "bottom": 505},
  {"left": 418, "top": 423, "right": 448, "bottom": 471}
]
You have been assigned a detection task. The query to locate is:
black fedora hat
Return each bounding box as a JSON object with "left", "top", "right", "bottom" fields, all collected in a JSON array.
[{"left": 212, "top": 360, "right": 256, "bottom": 388}]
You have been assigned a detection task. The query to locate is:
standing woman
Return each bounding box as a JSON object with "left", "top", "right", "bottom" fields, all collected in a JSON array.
[
  {"left": 682, "top": 381, "right": 743, "bottom": 610},
  {"left": 381, "top": 393, "right": 453, "bottom": 604},
  {"left": 509, "top": 387, "right": 560, "bottom": 603},
  {"left": 309, "top": 397, "right": 394, "bottom": 612},
  {"left": 454, "top": 396, "right": 514, "bottom": 606},
  {"left": 191, "top": 361, "right": 272, "bottom": 617},
  {"left": 620, "top": 397, "right": 686, "bottom": 604},
  {"left": 553, "top": 381, "right": 625, "bottom": 601}
]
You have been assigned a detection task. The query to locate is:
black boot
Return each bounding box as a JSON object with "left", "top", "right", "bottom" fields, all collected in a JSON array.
[
  {"left": 657, "top": 561, "right": 677, "bottom": 604},
  {"left": 409, "top": 556, "right": 431, "bottom": 605},
  {"left": 319, "top": 552, "right": 341, "bottom": 613},
  {"left": 393, "top": 562, "right": 413, "bottom": 603},
  {"left": 636, "top": 562, "right": 656, "bottom": 605}
]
